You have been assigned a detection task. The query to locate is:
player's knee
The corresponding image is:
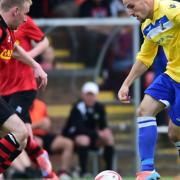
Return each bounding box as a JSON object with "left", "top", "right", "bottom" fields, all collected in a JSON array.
[
  {"left": 13, "top": 123, "right": 28, "bottom": 149},
  {"left": 136, "top": 105, "right": 149, "bottom": 116}
]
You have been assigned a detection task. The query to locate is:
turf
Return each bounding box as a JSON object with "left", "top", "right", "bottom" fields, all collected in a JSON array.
[{"left": 72, "top": 177, "right": 174, "bottom": 180}]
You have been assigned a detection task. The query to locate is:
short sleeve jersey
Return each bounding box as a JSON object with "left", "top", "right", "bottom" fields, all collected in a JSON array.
[
  {"left": 136, "top": 0, "right": 180, "bottom": 82},
  {"left": 0, "top": 16, "right": 45, "bottom": 95}
]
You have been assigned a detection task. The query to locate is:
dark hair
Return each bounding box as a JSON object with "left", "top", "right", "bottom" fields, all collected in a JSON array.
[{"left": 0, "top": 0, "right": 32, "bottom": 11}]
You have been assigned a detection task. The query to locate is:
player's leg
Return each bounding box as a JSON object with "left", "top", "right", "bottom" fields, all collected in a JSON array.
[
  {"left": 75, "top": 135, "right": 91, "bottom": 176},
  {"left": 5, "top": 91, "right": 44, "bottom": 160},
  {"left": 6, "top": 91, "right": 57, "bottom": 179},
  {"left": 136, "top": 94, "right": 163, "bottom": 179},
  {"left": 98, "top": 128, "right": 114, "bottom": 170},
  {"left": 168, "top": 85, "right": 180, "bottom": 162},
  {"left": 0, "top": 98, "right": 28, "bottom": 173},
  {"left": 136, "top": 74, "right": 174, "bottom": 179}
]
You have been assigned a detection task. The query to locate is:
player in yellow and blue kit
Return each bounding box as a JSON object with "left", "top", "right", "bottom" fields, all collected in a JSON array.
[{"left": 118, "top": 0, "right": 180, "bottom": 179}]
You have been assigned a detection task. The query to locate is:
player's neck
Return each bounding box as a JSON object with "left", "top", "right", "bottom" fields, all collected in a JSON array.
[{"left": 148, "top": 0, "right": 154, "bottom": 19}]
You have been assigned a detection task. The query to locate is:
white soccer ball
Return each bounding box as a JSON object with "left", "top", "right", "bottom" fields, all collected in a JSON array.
[{"left": 94, "top": 170, "right": 122, "bottom": 180}]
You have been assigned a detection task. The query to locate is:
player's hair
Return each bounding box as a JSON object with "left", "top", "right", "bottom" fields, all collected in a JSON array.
[{"left": 0, "top": 0, "right": 32, "bottom": 11}]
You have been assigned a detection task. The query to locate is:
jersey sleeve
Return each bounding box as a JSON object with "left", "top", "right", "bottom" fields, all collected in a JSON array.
[
  {"left": 136, "top": 37, "right": 158, "bottom": 68},
  {"left": 22, "top": 16, "right": 45, "bottom": 42}
]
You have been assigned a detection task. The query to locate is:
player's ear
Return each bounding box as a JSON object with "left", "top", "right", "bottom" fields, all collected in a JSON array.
[{"left": 11, "top": 6, "right": 19, "bottom": 17}]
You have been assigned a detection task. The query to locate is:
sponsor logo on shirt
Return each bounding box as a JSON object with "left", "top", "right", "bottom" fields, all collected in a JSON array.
[
  {"left": 169, "top": 4, "right": 176, "bottom": 9},
  {"left": 0, "top": 49, "right": 13, "bottom": 61}
]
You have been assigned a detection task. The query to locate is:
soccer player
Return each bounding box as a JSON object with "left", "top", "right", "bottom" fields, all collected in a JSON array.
[
  {"left": 0, "top": 16, "right": 58, "bottom": 179},
  {"left": 118, "top": 0, "right": 180, "bottom": 179},
  {"left": 0, "top": 0, "right": 47, "bottom": 174}
]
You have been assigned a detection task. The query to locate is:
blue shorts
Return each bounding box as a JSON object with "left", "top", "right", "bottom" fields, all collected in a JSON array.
[{"left": 145, "top": 73, "right": 180, "bottom": 126}]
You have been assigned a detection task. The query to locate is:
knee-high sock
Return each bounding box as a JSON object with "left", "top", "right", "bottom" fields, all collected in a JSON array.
[
  {"left": 103, "top": 145, "right": 114, "bottom": 170},
  {"left": 0, "top": 133, "right": 21, "bottom": 173},
  {"left": 77, "top": 146, "right": 89, "bottom": 175},
  {"left": 137, "top": 117, "right": 157, "bottom": 171},
  {"left": 25, "top": 136, "right": 44, "bottom": 162}
]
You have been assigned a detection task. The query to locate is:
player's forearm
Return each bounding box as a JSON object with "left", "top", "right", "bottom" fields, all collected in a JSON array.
[
  {"left": 122, "top": 60, "right": 148, "bottom": 87},
  {"left": 28, "top": 37, "right": 49, "bottom": 58},
  {"left": 13, "top": 44, "right": 39, "bottom": 68}
]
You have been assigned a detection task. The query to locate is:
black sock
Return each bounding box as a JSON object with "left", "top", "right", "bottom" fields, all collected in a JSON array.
[
  {"left": 77, "top": 146, "right": 89, "bottom": 175},
  {"left": 103, "top": 145, "right": 114, "bottom": 170}
]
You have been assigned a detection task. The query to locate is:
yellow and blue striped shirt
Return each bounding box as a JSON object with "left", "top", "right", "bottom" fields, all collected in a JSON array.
[{"left": 137, "top": 0, "right": 180, "bottom": 82}]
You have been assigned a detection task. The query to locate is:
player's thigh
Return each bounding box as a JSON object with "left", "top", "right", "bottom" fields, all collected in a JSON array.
[
  {"left": 138, "top": 94, "right": 165, "bottom": 116},
  {"left": 0, "top": 96, "right": 15, "bottom": 126},
  {"left": 140, "top": 73, "right": 175, "bottom": 116},
  {"left": 9, "top": 90, "right": 36, "bottom": 123},
  {"left": 0, "top": 97, "right": 26, "bottom": 135},
  {"left": 2, "top": 114, "right": 28, "bottom": 146},
  {"left": 169, "top": 85, "right": 180, "bottom": 130}
]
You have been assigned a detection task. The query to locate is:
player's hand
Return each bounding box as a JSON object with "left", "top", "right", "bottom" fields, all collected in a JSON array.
[
  {"left": 33, "top": 63, "right": 48, "bottom": 89},
  {"left": 118, "top": 84, "right": 131, "bottom": 103}
]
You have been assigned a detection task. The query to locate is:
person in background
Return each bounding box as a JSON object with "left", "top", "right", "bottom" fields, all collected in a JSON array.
[
  {"left": 79, "top": 0, "right": 111, "bottom": 17},
  {"left": 40, "top": 46, "right": 55, "bottom": 71},
  {"left": 30, "top": 98, "right": 74, "bottom": 180},
  {"left": 63, "top": 82, "right": 114, "bottom": 177}
]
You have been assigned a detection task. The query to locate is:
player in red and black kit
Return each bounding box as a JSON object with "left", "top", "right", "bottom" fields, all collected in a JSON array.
[
  {"left": 0, "top": 16, "right": 58, "bottom": 179},
  {"left": 0, "top": 0, "right": 48, "bottom": 175}
]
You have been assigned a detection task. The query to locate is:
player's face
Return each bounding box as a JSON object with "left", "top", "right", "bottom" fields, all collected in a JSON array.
[
  {"left": 123, "top": 0, "right": 151, "bottom": 22},
  {"left": 82, "top": 93, "right": 97, "bottom": 107},
  {"left": 11, "top": 1, "right": 31, "bottom": 30}
]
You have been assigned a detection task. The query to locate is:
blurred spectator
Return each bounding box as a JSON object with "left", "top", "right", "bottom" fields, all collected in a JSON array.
[
  {"left": 110, "top": 0, "right": 125, "bottom": 17},
  {"left": 79, "top": 0, "right": 111, "bottom": 17},
  {"left": 63, "top": 82, "right": 114, "bottom": 177},
  {"left": 103, "top": 13, "right": 133, "bottom": 94},
  {"left": 29, "top": 0, "right": 57, "bottom": 17},
  {"left": 40, "top": 46, "right": 56, "bottom": 71},
  {"left": 52, "top": 0, "right": 79, "bottom": 17},
  {"left": 30, "top": 98, "right": 74, "bottom": 180}
]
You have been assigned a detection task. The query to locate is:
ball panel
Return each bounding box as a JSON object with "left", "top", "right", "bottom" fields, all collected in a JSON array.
[{"left": 94, "top": 170, "right": 122, "bottom": 180}]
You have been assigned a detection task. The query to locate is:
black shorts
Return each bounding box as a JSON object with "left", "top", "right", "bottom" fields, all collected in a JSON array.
[
  {"left": 2, "top": 90, "right": 36, "bottom": 124},
  {"left": 36, "top": 133, "right": 56, "bottom": 154},
  {"left": 0, "top": 96, "right": 14, "bottom": 125}
]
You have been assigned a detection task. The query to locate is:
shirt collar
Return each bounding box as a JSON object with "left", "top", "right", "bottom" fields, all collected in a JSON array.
[
  {"left": 0, "top": 15, "right": 8, "bottom": 29},
  {"left": 153, "top": 0, "right": 159, "bottom": 19}
]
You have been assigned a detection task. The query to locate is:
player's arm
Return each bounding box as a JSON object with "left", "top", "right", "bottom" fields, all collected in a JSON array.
[
  {"left": 118, "top": 38, "right": 158, "bottom": 103},
  {"left": 13, "top": 44, "right": 47, "bottom": 89},
  {"left": 118, "top": 60, "right": 148, "bottom": 103},
  {"left": 27, "top": 37, "right": 49, "bottom": 58}
]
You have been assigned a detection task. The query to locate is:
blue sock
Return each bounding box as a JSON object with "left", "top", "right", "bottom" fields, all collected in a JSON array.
[{"left": 137, "top": 116, "right": 157, "bottom": 171}]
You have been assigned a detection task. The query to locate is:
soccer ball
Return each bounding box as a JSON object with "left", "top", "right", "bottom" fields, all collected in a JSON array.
[{"left": 94, "top": 170, "right": 122, "bottom": 180}]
